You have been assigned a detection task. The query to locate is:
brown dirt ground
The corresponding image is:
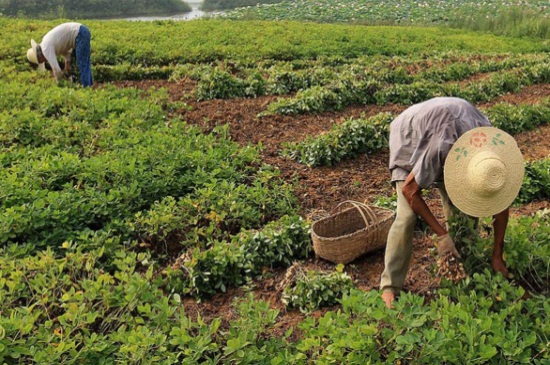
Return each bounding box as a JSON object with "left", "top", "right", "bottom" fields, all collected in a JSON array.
[{"left": 106, "top": 79, "right": 550, "bottom": 334}]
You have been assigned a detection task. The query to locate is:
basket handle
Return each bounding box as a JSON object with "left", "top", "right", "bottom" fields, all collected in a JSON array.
[{"left": 336, "top": 200, "right": 380, "bottom": 231}]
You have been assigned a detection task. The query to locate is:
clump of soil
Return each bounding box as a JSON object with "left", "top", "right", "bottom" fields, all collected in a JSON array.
[{"left": 435, "top": 253, "right": 467, "bottom": 284}]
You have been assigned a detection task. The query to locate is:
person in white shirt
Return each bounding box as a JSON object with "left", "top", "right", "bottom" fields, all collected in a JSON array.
[{"left": 27, "top": 22, "right": 93, "bottom": 87}]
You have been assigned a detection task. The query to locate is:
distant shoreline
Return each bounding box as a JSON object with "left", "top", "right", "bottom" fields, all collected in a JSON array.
[{"left": 101, "top": 0, "right": 223, "bottom": 21}]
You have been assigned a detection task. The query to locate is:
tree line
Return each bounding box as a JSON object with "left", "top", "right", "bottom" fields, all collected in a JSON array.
[
  {"left": 200, "top": 0, "right": 283, "bottom": 12},
  {"left": 0, "top": 0, "right": 191, "bottom": 18}
]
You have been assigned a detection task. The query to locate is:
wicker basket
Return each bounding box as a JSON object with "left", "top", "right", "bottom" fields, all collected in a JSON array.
[{"left": 311, "top": 200, "right": 395, "bottom": 264}]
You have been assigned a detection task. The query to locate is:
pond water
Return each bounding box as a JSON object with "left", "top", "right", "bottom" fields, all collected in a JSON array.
[{"left": 120, "top": 0, "right": 222, "bottom": 21}]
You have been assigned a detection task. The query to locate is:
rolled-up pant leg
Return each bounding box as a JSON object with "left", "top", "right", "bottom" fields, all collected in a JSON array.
[{"left": 380, "top": 181, "right": 417, "bottom": 294}]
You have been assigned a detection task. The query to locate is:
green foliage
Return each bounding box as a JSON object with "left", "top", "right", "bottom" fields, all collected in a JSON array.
[
  {"left": 484, "top": 98, "right": 550, "bottom": 134},
  {"left": 1, "top": 16, "right": 549, "bottom": 365},
  {"left": 518, "top": 157, "right": 550, "bottom": 204},
  {"left": 264, "top": 56, "right": 550, "bottom": 116},
  {"left": 201, "top": 0, "right": 284, "bottom": 11},
  {"left": 166, "top": 215, "right": 312, "bottom": 297},
  {"left": 133, "top": 166, "right": 298, "bottom": 251},
  {"left": 0, "top": 0, "right": 190, "bottom": 18},
  {"left": 450, "top": 6, "right": 550, "bottom": 39},
  {"left": 0, "top": 121, "right": 278, "bottom": 250},
  {"left": 0, "top": 245, "right": 226, "bottom": 364},
  {"left": 223, "top": 0, "right": 550, "bottom": 39},
  {"left": 195, "top": 67, "right": 266, "bottom": 100},
  {"left": 223, "top": 294, "right": 286, "bottom": 363},
  {"left": 282, "top": 112, "right": 393, "bottom": 166},
  {"left": 372, "top": 194, "right": 398, "bottom": 211},
  {"left": 281, "top": 264, "right": 354, "bottom": 313},
  {"left": 283, "top": 98, "right": 550, "bottom": 167},
  {"left": 504, "top": 210, "right": 550, "bottom": 293},
  {"left": 296, "top": 285, "right": 549, "bottom": 364},
  {"left": 4, "top": 18, "right": 547, "bottom": 68},
  {"left": 94, "top": 63, "right": 174, "bottom": 82},
  {"left": 450, "top": 209, "right": 550, "bottom": 295},
  {"left": 171, "top": 53, "right": 548, "bottom": 111}
]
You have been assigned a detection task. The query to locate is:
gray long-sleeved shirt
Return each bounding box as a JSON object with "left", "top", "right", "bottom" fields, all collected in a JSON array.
[{"left": 389, "top": 97, "right": 491, "bottom": 188}]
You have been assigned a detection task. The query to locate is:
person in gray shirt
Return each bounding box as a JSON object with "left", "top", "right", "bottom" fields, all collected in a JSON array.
[{"left": 380, "top": 97, "right": 524, "bottom": 308}]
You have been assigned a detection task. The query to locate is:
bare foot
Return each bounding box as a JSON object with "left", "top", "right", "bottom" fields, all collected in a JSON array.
[
  {"left": 491, "top": 257, "right": 509, "bottom": 278},
  {"left": 381, "top": 291, "right": 395, "bottom": 309}
]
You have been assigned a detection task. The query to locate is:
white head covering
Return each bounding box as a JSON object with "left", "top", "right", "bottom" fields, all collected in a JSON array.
[{"left": 27, "top": 39, "right": 46, "bottom": 71}]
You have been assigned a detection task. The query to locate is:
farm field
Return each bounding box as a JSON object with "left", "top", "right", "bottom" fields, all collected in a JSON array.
[
  {"left": 223, "top": 0, "right": 550, "bottom": 22},
  {"left": 1, "top": 15, "right": 549, "bottom": 364},
  {"left": 222, "top": 0, "right": 550, "bottom": 38}
]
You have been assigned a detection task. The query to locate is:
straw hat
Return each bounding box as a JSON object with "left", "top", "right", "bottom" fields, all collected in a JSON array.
[
  {"left": 26, "top": 39, "right": 45, "bottom": 71},
  {"left": 444, "top": 127, "right": 524, "bottom": 217}
]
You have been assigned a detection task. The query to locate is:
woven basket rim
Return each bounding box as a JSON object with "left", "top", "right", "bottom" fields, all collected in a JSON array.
[
  {"left": 311, "top": 205, "right": 394, "bottom": 239},
  {"left": 310, "top": 202, "right": 395, "bottom": 264}
]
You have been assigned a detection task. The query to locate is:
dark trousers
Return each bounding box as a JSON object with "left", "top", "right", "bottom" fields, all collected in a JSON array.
[{"left": 75, "top": 25, "right": 93, "bottom": 87}]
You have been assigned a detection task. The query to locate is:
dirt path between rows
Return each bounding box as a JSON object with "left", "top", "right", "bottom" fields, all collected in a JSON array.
[{"left": 107, "top": 79, "right": 550, "bottom": 334}]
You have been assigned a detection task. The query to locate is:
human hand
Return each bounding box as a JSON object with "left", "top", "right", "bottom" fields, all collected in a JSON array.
[{"left": 436, "top": 234, "right": 461, "bottom": 259}]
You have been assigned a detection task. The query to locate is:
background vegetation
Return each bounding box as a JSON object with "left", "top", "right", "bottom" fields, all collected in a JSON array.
[
  {"left": 201, "top": 0, "right": 284, "bottom": 12},
  {"left": 1, "top": 3, "right": 549, "bottom": 363},
  {"left": 222, "top": 0, "right": 550, "bottom": 39},
  {"left": 0, "top": 0, "right": 191, "bottom": 19}
]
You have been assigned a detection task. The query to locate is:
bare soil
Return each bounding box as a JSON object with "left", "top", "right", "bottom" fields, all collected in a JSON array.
[{"left": 106, "top": 79, "right": 550, "bottom": 333}]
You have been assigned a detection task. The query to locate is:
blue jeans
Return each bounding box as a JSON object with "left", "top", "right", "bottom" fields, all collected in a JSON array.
[{"left": 75, "top": 25, "right": 92, "bottom": 87}]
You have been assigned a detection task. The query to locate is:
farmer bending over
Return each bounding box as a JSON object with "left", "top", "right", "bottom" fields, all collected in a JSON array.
[
  {"left": 380, "top": 97, "right": 524, "bottom": 308},
  {"left": 27, "top": 22, "right": 93, "bottom": 87}
]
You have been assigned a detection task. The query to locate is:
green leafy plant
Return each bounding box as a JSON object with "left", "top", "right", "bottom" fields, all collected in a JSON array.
[
  {"left": 282, "top": 112, "right": 393, "bottom": 166},
  {"left": 281, "top": 263, "right": 354, "bottom": 312},
  {"left": 517, "top": 157, "right": 550, "bottom": 204}
]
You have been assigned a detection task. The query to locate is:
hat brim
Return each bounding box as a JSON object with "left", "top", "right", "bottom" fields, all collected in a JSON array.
[
  {"left": 28, "top": 39, "right": 46, "bottom": 71},
  {"left": 444, "top": 127, "right": 524, "bottom": 217}
]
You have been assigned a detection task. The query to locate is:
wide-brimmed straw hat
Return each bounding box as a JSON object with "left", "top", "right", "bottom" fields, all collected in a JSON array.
[
  {"left": 444, "top": 126, "right": 524, "bottom": 217},
  {"left": 26, "top": 39, "right": 45, "bottom": 71}
]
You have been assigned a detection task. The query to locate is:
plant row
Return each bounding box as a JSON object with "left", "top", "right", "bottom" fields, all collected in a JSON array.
[
  {"left": 221, "top": 0, "right": 550, "bottom": 38},
  {"left": 518, "top": 158, "right": 550, "bottom": 204},
  {"left": 180, "top": 53, "right": 546, "bottom": 101},
  {"left": 223, "top": 0, "right": 550, "bottom": 24},
  {"left": 155, "top": 151, "right": 550, "bottom": 298},
  {"left": 262, "top": 60, "right": 550, "bottom": 115},
  {"left": 0, "top": 77, "right": 298, "bottom": 254},
  {"left": 2, "top": 210, "right": 548, "bottom": 363},
  {"left": 283, "top": 98, "right": 550, "bottom": 166},
  {"left": 3, "top": 18, "right": 547, "bottom": 67},
  {"left": 164, "top": 214, "right": 312, "bottom": 297},
  {"left": 78, "top": 49, "right": 548, "bottom": 87}
]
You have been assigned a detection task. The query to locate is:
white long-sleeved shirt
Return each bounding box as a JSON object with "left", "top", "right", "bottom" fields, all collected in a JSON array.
[{"left": 40, "top": 22, "right": 82, "bottom": 80}]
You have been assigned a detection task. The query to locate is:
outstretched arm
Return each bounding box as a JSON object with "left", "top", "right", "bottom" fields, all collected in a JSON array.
[
  {"left": 63, "top": 51, "right": 72, "bottom": 77},
  {"left": 401, "top": 172, "right": 447, "bottom": 237},
  {"left": 64, "top": 58, "right": 71, "bottom": 76},
  {"left": 491, "top": 208, "right": 510, "bottom": 277}
]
